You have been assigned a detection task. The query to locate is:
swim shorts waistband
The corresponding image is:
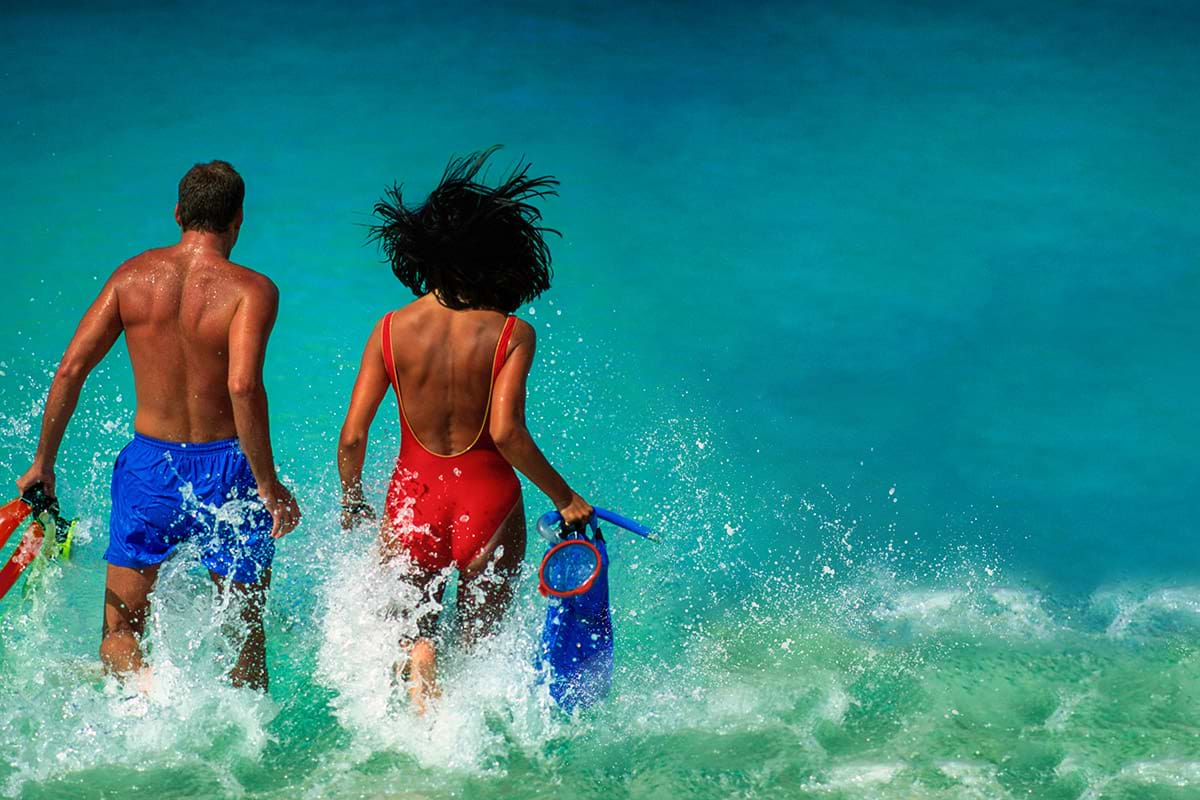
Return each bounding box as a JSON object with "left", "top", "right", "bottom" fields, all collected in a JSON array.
[{"left": 132, "top": 432, "right": 240, "bottom": 454}]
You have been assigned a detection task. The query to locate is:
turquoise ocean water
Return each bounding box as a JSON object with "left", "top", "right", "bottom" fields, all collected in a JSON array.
[{"left": 2, "top": 1, "right": 1199, "bottom": 797}]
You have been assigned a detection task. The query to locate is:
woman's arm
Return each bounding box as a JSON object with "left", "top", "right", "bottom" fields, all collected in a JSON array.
[
  {"left": 489, "top": 320, "right": 593, "bottom": 528},
  {"left": 337, "top": 318, "right": 390, "bottom": 528}
]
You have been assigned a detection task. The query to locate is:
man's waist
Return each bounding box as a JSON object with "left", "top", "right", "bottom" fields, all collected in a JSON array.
[{"left": 132, "top": 432, "right": 240, "bottom": 454}]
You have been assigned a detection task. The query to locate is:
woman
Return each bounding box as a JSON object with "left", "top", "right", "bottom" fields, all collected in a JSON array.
[{"left": 337, "top": 147, "right": 593, "bottom": 712}]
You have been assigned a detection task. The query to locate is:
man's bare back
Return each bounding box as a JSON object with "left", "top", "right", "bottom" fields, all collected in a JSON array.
[
  {"left": 21, "top": 226, "right": 291, "bottom": 520},
  {"left": 115, "top": 243, "right": 276, "bottom": 443}
]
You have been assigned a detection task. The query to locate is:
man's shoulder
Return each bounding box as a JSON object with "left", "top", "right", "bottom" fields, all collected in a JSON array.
[{"left": 224, "top": 261, "right": 278, "bottom": 300}]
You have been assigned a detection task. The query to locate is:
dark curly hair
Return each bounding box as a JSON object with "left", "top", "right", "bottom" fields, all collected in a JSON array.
[{"left": 368, "top": 146, "right": 559, "bottom": 313}]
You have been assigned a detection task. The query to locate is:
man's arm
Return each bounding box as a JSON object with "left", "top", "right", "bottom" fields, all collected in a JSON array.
[
  {"left": 227, "top": 276, "right": 300, "bottom": 538},
  {"left": 17, "top": 275, "right": 124, "bottom": 497}
]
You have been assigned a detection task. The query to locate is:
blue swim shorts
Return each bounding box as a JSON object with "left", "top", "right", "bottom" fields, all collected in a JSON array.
[{"left": 105, "top": 433, "right": 274, "bottom": 583}]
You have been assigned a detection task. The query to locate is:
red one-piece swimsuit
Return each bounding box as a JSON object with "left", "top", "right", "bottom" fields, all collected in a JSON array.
[{"left": 379, "top": 312, "right": 522, "bottom": 572}]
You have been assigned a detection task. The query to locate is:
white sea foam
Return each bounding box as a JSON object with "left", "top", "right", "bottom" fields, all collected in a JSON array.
[
  {"left": 936, "top": 761, "right": 1015, "bottom": 799},
  {"left": 312, "top": 527, "right": 563, "bottom": 776},
  {"left": 1, "top": 543, "right": 277, "bottom": 796},
  {"left": 1074, "top": 759, "right": 1200, "bottom": 800},
  {"left": 817, "top": 684, "right": 853, "bottom": 725},
  {"left": 876, "top": 588, "right": 960, "bottom": 620},
  {"left": 1114, "top": 759, "right": 1200, "bottom": 786},
  {"left": 803, "top": 761, "right": 905, "bottom": 792},
  {"left": 871, "top": 587, "right": 1055, "bottom": 638},
  {"left": 1098, "top": 586, "right": 1200, "bottom": 637}
]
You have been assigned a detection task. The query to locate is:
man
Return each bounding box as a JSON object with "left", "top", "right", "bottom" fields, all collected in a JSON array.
[{"left": 16, "top": 160, "right": 300, "bottom": 690}]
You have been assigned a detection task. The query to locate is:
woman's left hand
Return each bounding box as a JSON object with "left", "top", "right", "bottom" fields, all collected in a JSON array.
[{"left": 341, "top": 500, "right": 377, "bottom": 530}]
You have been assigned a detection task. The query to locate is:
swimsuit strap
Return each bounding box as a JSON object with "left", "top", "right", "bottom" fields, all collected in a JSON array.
[{"left": 491, "top": 316, "right": 518, "bottom": 381}]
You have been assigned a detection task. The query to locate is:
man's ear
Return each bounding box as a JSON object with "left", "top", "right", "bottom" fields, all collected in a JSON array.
[{"left": 174, "top": 203, "right": 182, "bottom": 227}]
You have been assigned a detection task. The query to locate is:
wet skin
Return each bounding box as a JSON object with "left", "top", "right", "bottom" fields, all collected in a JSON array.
[
  {"left": 337, "top": 293, "right": 593, "bottom": 711},
  {"left": 18, "top": 209, "right": 300, "bottom": 690}
]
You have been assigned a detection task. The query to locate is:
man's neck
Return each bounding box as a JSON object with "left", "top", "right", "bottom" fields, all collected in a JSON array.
[{"left": 179, "top": 229, "right": 234, "bottom": 259}]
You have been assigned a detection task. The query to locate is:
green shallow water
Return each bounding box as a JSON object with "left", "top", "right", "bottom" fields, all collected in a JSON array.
[
  {"left": 2, "top": 0, "right": 1199, "bottom": 797},
  {"left": 5, "top": 563, "right": 1200, "bottom": 799}
]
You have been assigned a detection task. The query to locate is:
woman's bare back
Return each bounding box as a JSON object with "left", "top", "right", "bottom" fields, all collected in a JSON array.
[{"left": 385, "top": 294, "right": 513, "bottom": 455}]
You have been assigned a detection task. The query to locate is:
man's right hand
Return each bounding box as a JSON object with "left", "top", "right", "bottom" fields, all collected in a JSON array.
[
  {"left": 260, "top": 480, "right": 301, "bottom": 539},
  {"left": 16, "top": 463, "right": 56, "bottom": 499}
]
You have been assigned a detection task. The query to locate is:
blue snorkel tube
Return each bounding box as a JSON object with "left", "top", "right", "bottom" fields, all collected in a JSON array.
[
  {"left": 536, "top": 507, "right": 659, "bottom": 542},
  {"left": 536, "top": 506, "right": 655, "bottom": 712}
]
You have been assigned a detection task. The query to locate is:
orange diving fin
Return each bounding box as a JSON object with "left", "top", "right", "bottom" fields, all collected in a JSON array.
[
  {"left": 0, "top": 497, "right": 33, "bottom": 550},
  {"left": 0, "top": 522, "right": 45, "bottom": 601},
  {"left": 0, "top": 485, "right": 76, "bottom": 603}
]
